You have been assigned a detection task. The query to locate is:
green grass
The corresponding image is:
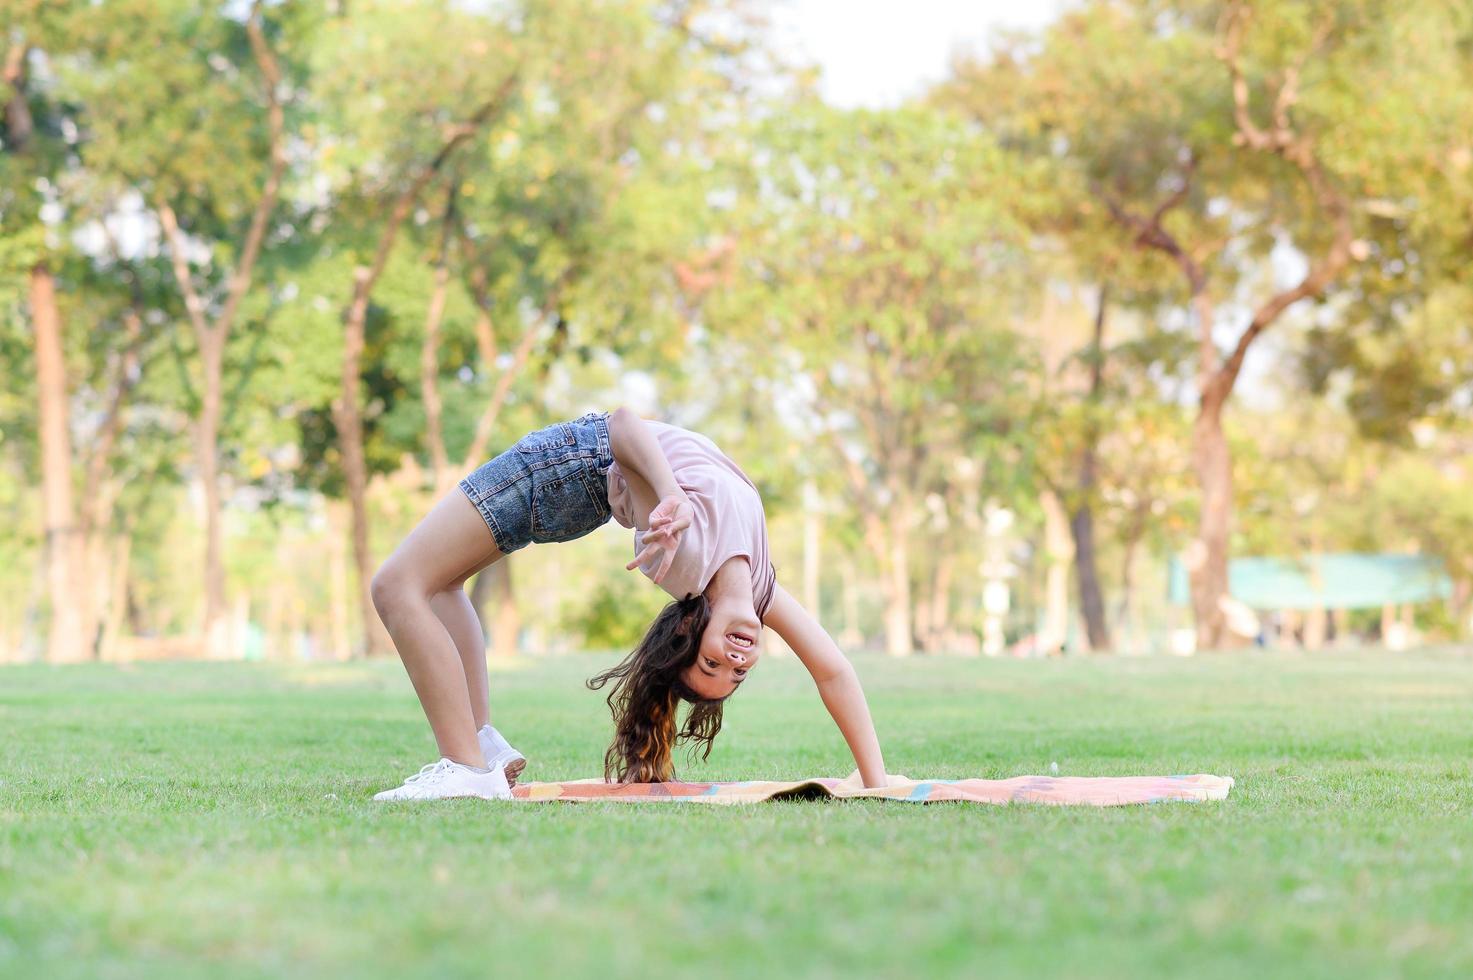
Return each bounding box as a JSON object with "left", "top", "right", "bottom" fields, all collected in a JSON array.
[{"left": 2, "top": 649, "right": 1471, "bottom": 979}]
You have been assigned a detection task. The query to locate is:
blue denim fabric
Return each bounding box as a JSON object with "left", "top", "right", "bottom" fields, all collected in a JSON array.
[{"left": 458, "top": 411, "right": 615, "bottom": 555}]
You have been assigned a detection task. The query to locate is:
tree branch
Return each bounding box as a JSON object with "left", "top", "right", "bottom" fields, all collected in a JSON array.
[
  {"left": 84, "top": 220, "right": 152, "bottom": 508},
  {"left": 1094, "top": 156, "right": 1205, "bottom": 295},
  {"left": 352, "top": 70, "right": 520, "bottom": 307},
  {"left": 456, "top": 213, "right": 509, "bottom": 365},
  {"left": 79, "top": 309, "right": 147, "bottom": 539},
  {"left": 215, "top": 0, "right": 288, "bottom": 336},
  {"left": 422, "top": 181, "right": 457, "bottom": 484},
  {"left": 4, "top": 41, "right": 33, "bottom": 149},
  {"left": 1217, "top": 1, "right": 1334, "bottom": 157},
  {"left": 2, "top": 42, "right": 24, "bottom": 88},
  {"left": 221, "top": 309, "right": 274, "bottom": 430},
  {"left": 466, "top": 263, "right": 500, "bottom": 367},
  {"left": 458, "top": 268, "right": 575, "bottom": 471},
  {"left": 459, "top": 314, "right": 545, "bottom": 471},
  {"left": 155, "top": 201, "right": 213, "bottom": 341},
  {"left": 1209, "top": 0, "right": 1357, "bottom": 402}
]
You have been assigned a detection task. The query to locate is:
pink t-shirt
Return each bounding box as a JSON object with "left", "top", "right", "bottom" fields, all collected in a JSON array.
[{"left": 605, "top": 419, "right": 777, "bottom": 620}]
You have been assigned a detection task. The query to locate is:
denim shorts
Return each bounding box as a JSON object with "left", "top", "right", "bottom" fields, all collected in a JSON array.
[{"left": 458, "top": 411, "right": 615, "bottom": 555}]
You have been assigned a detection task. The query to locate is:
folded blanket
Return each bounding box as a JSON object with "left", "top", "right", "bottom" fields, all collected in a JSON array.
[{"left": 511, "top": 772, "right": 1234, "bottom": 806}]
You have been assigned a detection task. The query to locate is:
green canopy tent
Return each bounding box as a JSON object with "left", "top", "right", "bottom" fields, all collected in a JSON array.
[{"left": 1168, "top": 553, "right": 1452, "bottom": 611}]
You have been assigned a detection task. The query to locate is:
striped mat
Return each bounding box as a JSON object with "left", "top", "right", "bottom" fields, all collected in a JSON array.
[{"left": 510, "top": 772, "right": 1234, "bottom": 806}]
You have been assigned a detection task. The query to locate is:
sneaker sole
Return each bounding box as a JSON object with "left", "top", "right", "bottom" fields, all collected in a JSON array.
[
  {"left": 373, "top": 786, "right": 512, "bottom": 802},
  {"left": 502, "top": 755, "right": 526, "bottom": 787}
]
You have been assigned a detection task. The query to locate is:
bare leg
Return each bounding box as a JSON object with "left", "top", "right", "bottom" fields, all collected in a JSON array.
[
  {"left": 429, "top": 582, "right": 493, "bottom": 730},
  {"left": 371, "top": 490, "right": 504, "bottom": 767}
]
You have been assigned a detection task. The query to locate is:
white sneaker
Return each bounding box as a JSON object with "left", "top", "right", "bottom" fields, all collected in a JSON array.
[
  {"left": 478, "top": 724, "right": 527, "bottom": 786},
  {"left": 372, "top": 758, "right": 512, "bottom": 801}
]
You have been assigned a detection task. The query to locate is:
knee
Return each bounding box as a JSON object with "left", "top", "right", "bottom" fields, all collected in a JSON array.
[{"left": 370, "top": 561, "right": 414, "bottom": 624}]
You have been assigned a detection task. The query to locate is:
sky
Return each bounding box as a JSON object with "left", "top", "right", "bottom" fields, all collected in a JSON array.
[{"left": 771, "top": 0, "right": 1065, "bottom": 108}]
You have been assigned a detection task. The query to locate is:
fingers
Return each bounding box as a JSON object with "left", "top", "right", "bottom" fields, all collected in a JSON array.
[
  {"left": 626, "top": 539, "right": 659, "bottom": 570},
  {"left": 626, "top": 542, "right": 661, "bottom": 571},
  {"left": 649, "top": 499, "right": 691, "bottom": 532},
  {"left": 625, "top": 524, "right": 685, "bottom": 580}
]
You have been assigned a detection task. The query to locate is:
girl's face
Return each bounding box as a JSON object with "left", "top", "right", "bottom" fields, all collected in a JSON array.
[{"left": 681, "top": 612, "right": 762, "bottom": 699}]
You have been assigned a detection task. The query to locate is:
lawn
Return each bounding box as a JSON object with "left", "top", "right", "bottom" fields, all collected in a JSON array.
[{"left": 2, "top": 648, "right": 1470, "bottom": 979}]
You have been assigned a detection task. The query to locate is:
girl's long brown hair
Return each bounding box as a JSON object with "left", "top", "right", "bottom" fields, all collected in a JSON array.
[{"left": 586, "top": 594, "right": 725, "bottom": 783}]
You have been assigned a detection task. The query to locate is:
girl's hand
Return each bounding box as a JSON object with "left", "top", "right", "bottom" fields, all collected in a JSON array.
[{"left": 627, "top": 491, "right": 694, "bottom": 584}]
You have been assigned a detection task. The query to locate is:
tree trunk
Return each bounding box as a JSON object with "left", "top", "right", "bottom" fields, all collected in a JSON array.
[
  {"left": 1303, "top": 606, "right": 1326, "bottom": 650},
  {"left": 923, "top": 550, "right": 953, "bottom": 653},
  {"left": 327, "top": 90, "right": 519, "bottom": 656},
  {"left": 1453, "top": 579, "right": 1471, "bottom": 641},
  {"left": 912, "top": 567, "right": 932, "bottom": 653},
  {"left": 153, "top": 12, "right": 285, "bottom": 659},
  {"left": 1070, "top": 506, "right": 1109, "bottom": 651},
  {"left": 336, "top": 268, "right": 393, "bottom": 656},
  {"left": 5, "top": 43, "right": 34, "bottom": 147},
  {"left": 79, "top": 510, "right": 113, "bottom": 661},
  {"left": 328, "top": 500, "right": 352, "bottom": 661},
  {"left": 838, "top": 556, "right": 863, "bottom": 650},
  {"left": 1303, "top": 549, "right": 1326, "bottom": 651},
  {"left": 1188, "top": 395, "right": 1231, "bottom": 651},
  {"left": 470, "top": 558, "right": 519, "bottom": 657},
  {"left": 1070, "top": 283, "right": 1112, "bottom": 652},
  {"left": 421, "top": 296, "right": 449, "bottom": 491},
  {"left": 1036, "top": 486, "right": 1072, "bottom": 654},
  {"left": 421, "top": 192, "right": 454, "bottom": 491},
  {"left": 1115, "top": 516, "right": 1147, "bottom": 654},
  {"left": 31, "top": 264, "right": 88, "bottom": 664},
  {"left": 97, "top": 532, "right": 131, "bottom": 662},
  {"left": 196, "top": 337, "right": 231, "bottom": 659},
  {"left": 802, "top": 478, "right": 821, "bottom": 615},
  {"left": 264, "top": 542, "right": 288, "bottom": 661},
  {"left": 880, "top": 500, "right": 913, "bottom": 657},
  {"left": 1039, "top": 488, "right": 1074, "bottom": 655}
]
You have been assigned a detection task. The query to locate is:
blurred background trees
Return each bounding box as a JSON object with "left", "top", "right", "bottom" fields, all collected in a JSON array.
[{"left": 4, "top": 0, "right": 1470, "bottom": 662}]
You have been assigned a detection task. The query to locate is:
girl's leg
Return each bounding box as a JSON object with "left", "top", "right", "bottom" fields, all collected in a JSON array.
[
  {"left": 428, "top": 579, "right": 494, "bottom": 730},
  {"left": 371, "top": 490, "right": 504, "bottom": 767}
]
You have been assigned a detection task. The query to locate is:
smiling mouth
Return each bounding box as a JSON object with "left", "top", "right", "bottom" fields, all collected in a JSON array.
[{"left": 725, "top": 631, "right": 755, "bottom": 649}]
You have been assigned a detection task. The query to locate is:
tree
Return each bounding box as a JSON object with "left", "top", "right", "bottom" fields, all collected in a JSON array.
[
  {"left": 945, "top": 0, "right": 1463, "bottom": 648},
  {"left": 4, "top": 7, "right": 160, "bottom": 662},
  {"left": 62, "top": 0, "right": 294, "bottom": 657},
  {"left": 707, "top": 103, "right": 1038, "bottom": 656},
  {"left": 935, "top": 37, "right": 1208, "bottom": 654},
  {"left": 303, "top": 0, "right": 523, "bottom": 654},
  {"left": 303, "top": 0, "right": 767, "bottom": 654}
]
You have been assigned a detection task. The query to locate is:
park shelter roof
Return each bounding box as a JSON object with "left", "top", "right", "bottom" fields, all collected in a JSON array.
[{"left": 1167, "top": 553, "right": 1452, "bottom": 611}]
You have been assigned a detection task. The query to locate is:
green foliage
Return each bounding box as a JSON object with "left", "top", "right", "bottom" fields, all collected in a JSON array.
[
  {"left": 4, "top": 0, "right": 1472, "bottom": 656},
  {"left": 561, "top": 568, "right": 671, "bottom": 652},
  {"left": 712, "top": 101, "right": 1041, "bottom": 492},
  {"left": 1370, "top": 453, "right": 1473, "bottom": 590}
]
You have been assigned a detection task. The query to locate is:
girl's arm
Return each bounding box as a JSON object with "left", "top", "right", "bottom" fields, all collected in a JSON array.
[
  {"left": 763, "top": 582, "right": 887, "bottom": 787},
  {"left": 606, "top": 406, "right": 694, "bottom": 582},
  {"left": 607, "top": 406, "right": 680, "bottom": 516}
]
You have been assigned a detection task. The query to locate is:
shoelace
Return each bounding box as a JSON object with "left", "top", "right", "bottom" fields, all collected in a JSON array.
[{"left": 402, "top": 759, "right": 456, "bottom": 786}]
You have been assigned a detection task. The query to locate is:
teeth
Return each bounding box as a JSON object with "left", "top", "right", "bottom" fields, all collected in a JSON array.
[{"left": 727, "top": 632, "right": 753, "bottom": 647}]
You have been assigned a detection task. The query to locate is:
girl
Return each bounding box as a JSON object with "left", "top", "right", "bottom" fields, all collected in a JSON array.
[{"left": 370, "top": 407, "right": 887, "bottom": 800}]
